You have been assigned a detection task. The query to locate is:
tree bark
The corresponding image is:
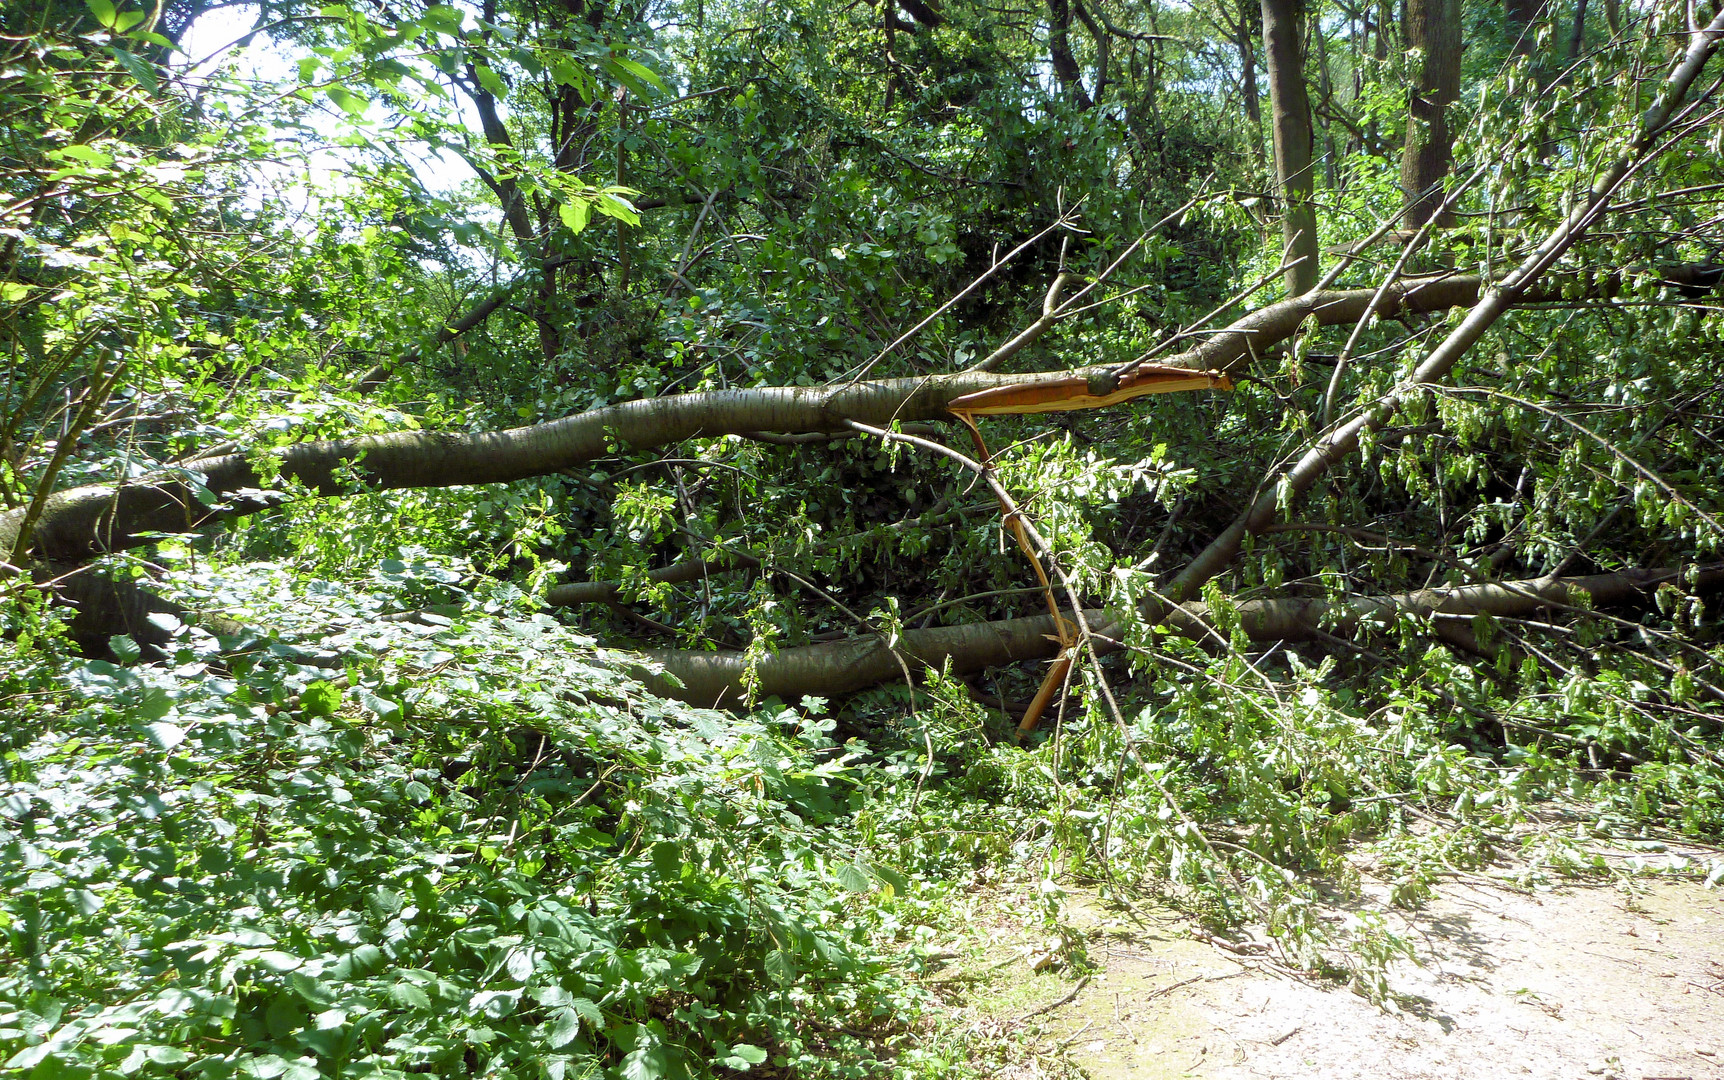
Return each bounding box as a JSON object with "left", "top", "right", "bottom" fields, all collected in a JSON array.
[
  {"left": 1567, "top": 0, "right": 1588, "bottom": 59},
  {"left": 1400, "top": 0, "right": 1463, "bottom": 226},
  {"left": 636, "top": 566, "right": 1724, "bottom": 707},
  {"left": 1261, "top": 0, "right": 1320, "bottom": 294}
]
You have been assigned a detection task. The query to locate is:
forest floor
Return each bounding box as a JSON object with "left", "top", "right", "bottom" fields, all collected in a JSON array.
[{"left": 924, "top": 837, "right": 1724, "bottom": 1080}]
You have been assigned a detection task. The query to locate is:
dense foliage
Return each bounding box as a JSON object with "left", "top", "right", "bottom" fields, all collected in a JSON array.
[{"left": 4, "top": 0, "right": 1724, "bottom": 1076}]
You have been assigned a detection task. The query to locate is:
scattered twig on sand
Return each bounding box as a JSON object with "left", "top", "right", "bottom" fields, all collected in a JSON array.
[{"left": 1019, "top": 975, "right": 1092, "bottom": 1021}]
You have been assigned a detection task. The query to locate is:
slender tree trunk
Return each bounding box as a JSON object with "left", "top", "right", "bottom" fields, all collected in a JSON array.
[
  {"left": 1567, "top": 0, "right": 1588, "bottom": 59},
  {"left": 1073, "top": 0, "right": 1111, "bottom": 102},
  {"left": 1048, "top": 0, "right": 1094, "bottom": 109},
  {"left": 1314, "top": 22, "right": 1340, "bottom": 191},
  {"left": 1506, "top": 0, "right": 1546, "bottom": 57},
  {"left": 1261, "top": 0, "right": 1320, "bottom": 294},
  {"left": 1400, "top": 0, "right": 1463, "bottom": 226},
  {"left": 1236, "top": 2, "right": 1266, "bottom": 167}
]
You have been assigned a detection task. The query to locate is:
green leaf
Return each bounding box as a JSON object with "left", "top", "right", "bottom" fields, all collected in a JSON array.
[
  {"left": 357, "top": 689, "right": 400, "bottom": 720},
  {"left": 266, "top": 995, "right": 306, "bottom": 1039},
  {"left": 559, "top": 198, "right": 593, "bottom": 235},
  {"left": 724, "top": 1044, "right": 768, "bottom": 1070},
  {"left": 85, "top": 0, "right": 117, "bottom": 28},
  {"left": 836, "top": 860, "right": 871, "bottom": 893},
  {"left": 474, "top": 64, "right": 506, "bottom": 97},
  {"left": 545, "top": 1007, "right": 582, "bottom": 1049},
  {"left": 594, "top": 190, "right": 641, "bottom": 226},
  {"left": 763, "top": 949, "right": 796, "bottom": 985},
  {"left": 609, "top": 57, "right": 665, "bottom": 93},
  {"left": 256, "top": 950, "right": 303, "bottom": 973},
  {"left": 621, "top": 1043, "right": 671, "bottom": 1080},
  {"left": 144, "top": 721, "right": 185, "bottom": 751},
  {"left": 332, "top": 943, "right": 385, "bottom": 979},
  {"left": 145, "top": 1047, "right": 191, "bottom": 1065},
  {"left": 289, "top": 973, "right": 334, "bottom": 1006},
  {"left": 107, "top": 46, "right": 158, "bottom": 93},
  {"left": 650, "top": 841, "right": 681, "bottom": 877},
  {"left": 301, "top": 680, "right": 341, "bottom": 718},
  {"left": 326, "top": 86, "right": 369, "bottom": 116}
]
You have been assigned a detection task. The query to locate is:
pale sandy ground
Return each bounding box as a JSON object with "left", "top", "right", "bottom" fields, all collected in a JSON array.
[{"left": 933, "top": 859, "right": 1724, "bottom": 1080}]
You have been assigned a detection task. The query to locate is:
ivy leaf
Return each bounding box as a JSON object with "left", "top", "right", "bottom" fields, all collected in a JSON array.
[{"left": 301, "top": 680, "right": 341, "bottom": 718}]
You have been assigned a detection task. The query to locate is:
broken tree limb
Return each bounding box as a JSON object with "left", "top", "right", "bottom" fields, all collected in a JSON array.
[
  {"left": 635, "top": 565, "right": 1724, "bottom": 708},
  {"left": 13, "top": 268, "right": 1676, "bottom": 568}
]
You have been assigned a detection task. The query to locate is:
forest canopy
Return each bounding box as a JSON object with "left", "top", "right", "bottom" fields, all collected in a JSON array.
[{"left": 3, "top": 0, "right": 1724, "bottom": 1077}]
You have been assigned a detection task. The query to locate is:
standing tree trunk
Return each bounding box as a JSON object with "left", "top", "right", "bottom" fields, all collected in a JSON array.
[
  {"left": 1261, "top": 0, "right": 1319, "bottom": 294},
  {"left": 1400, "top": 0, "right": 1463, "bottom": 226},
  {"left": 1048, "top": 0, "right": 1095, "bottom": 109},
  {"left": 1567, "top": 0, "right": 1588, "bottom": 59},
  {"left": 1506, "top": 0, "right": 1546, "bottom": 57},
  {"left": 1234, "top": 0, "right": 1266, "bottom": 167}
]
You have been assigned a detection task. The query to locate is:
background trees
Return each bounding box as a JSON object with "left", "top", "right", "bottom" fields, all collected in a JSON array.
[{"left": 4, "top": 0, "right": 1724, "bottom": 1076}]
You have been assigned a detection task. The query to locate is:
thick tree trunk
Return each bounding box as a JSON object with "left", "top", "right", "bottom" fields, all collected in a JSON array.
[
  {"left": 1400, "top": 0, "right": 1463, "bottom": 226},
  {"left": 1261, "top": 0, "right": 1320, "bottom": 294},
  {"left": 637, "top": 566, "right": 1724, "bottom": 707}
]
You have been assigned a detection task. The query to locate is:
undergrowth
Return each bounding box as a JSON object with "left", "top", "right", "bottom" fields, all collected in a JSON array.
[{"left": 4, "top": 551, "right": 1721, "bottom": 1079}]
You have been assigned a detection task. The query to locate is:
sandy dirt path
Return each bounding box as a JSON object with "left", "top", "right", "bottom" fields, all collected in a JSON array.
[{"left": 938, "top": 872, "right": 1724, "bottom": 1080}]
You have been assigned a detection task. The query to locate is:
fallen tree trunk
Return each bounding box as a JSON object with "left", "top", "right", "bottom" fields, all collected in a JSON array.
[
  {"left": 638, "top": 565, "right": 1724, "bottom": 707},
  {"left": 8, "top": 271, "right": 1626, "bottom": 567}
]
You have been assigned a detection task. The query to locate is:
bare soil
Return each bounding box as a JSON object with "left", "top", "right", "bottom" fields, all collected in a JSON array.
[{"left": 927, "top": 858, "right": 1724, "bottom": 1080}]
